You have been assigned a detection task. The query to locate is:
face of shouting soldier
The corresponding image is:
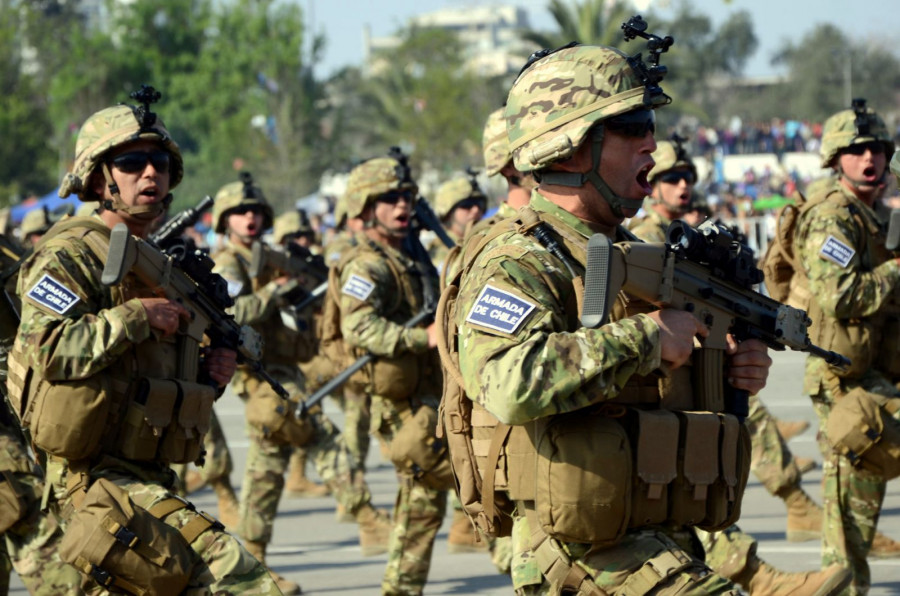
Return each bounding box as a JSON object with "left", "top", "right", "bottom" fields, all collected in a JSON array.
[
  {"left": 226, "top": 206, "right": 266, "bottom": 246},
  {"left": 365, "top": 189, "right": 413, "bottom": 247},
  {"left": 837, "top": 141, "right": 887, "bottom": 203},
  {"left": 653, "top": 167, "right": 695, "bottom": 218}
]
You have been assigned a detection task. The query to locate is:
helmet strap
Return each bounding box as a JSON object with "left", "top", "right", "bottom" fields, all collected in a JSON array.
[
  {"left": 538, "top": 127, "right": 644, "bottom": 218},
  {"left": 100, "top": 163, "right": 170, "bottom": 221},
  {"left": 836, "top": 163, "right": 888, "bottom": 192}
]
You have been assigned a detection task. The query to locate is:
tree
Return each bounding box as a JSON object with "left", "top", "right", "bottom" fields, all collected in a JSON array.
[{"left": 522, "top": 0, "right": 631, "bottom": 49}]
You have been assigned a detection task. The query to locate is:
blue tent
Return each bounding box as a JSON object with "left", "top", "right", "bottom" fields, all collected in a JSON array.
[{"left": 9, "top": 189, "right": 72, "bottom": 225}]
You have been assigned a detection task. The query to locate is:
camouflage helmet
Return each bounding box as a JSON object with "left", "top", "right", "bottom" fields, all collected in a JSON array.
[
  {"left": 506, "top": 44, "right": 670, "bottom": 174},
  {"left": 59, "top": 88, "right": 183, "bottom": 202},
  {"left": 434, "top": 176, "right": 487, "bottom": 219},
  {"left": 648, "top": 137, "right": 696, "bottom": 184},
  {"left": 820, "top": 99, "right": 894, "bottom": 168},
  {"left": 213, "top": 172, "right": 274, "bottom": 234},
  {"left": 343, "top": 156, "right": 418, "bottom": 220},
  {"left": 274, "top": 209, "right": 314, "bottom": 244},
  {"left": 482, "top": 108, "right": 511, "bottom": 176},
  {"left": 20, "top": 207, "right": 51, "bottom": 237}
]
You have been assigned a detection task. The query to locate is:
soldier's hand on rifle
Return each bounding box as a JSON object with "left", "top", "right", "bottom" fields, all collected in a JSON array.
[
  {"left": 426, "top": 321, "right": 439, "bottom": 349},
  {"left": 140, "top": 297, "right": 190, "bottom": 337},
  {"left": 648, "top": 308, "right": 708, "bottom": 370},
  {"left": 725, "top": 336, "right": 771, "bottom": 395},
  {"left": 203, "top": 346, "right": 238, "bottom": 388}
]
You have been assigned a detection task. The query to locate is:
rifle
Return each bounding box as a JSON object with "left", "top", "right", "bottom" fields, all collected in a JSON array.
[
  {"left": 150, "top": 195, "right": 213, "bottom": 252},
  {"left": 582, "top": 219, "right": 850, "bottom": 419},
  {"left": 412, "top": 197, "right": 456, "bottom": 250},
  {"left": 249, "top": 240, "right": 328, "bottom": 284},
  {"left": 102, "top": 223, "right": 289, "bottom": 399}
]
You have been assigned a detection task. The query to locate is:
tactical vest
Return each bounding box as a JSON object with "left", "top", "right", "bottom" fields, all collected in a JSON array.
[
  {"left": 321, "top": 233, "right": 442, "bottom": 401},
  {"left": 787, "top": 186, "right": 895, "bottom": 379},
  {"left": 438, "top": 206, "right": 749, "bottom": 547},
  {"left": 7, "top": 218, "right": 215, "bottom": 466}
]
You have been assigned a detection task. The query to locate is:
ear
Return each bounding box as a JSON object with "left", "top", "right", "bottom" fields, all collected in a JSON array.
[
  {"left": 89, "top": 170, "right": 107, "bottom": 198},
  {"left": 551, "top": 135, "right": 594, "bottom": 173}
]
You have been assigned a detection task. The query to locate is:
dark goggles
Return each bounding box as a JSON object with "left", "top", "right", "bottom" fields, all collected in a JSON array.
[
  {"left": 454, "top": 197, "right": 487, "bottom": 211},
  {"left": 230, "top": 205, "right": 266, "bottom": 217},
  {"left": 658, "top": 170, "right": 696, "bottom": 185},
  {"left": 110, "top": 150, "right": 171, "bottom": 174},
  {"left": 375, "top": 190, "right": 415, "bottom": 205},
  {"left": 844, "top": 141, "right": 886, "bottom": 156},
  {"left": 605, "top": 109, "right": 656, "bottom": 138}
]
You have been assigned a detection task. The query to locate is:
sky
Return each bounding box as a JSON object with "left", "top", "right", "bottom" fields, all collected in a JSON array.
[{"left": 301, "top": 0, "right": 900, "bottom": 79}]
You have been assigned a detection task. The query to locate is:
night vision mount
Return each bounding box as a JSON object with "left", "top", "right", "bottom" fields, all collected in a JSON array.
[
  {"left": 851, "top": 97, "right": 872, "bottom": 137},
  {"left": 239, "top": 171, "right": 262, "bottom": 199},
  {"left": 671, "top": 132, "right": 690, "bottom": 161},
  {"left": 129, "top": 84, "right": 162, "bottom": 131},
  {"left": 388, "top": 146, "right": 414, "bottom": 186},
  {"left": 621, "top": 15, "right": 674, "bottom": 106}
]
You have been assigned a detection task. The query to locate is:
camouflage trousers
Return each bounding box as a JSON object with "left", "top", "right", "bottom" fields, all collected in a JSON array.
[
  {"left": 812, "top": 391, "right": 887, "bottom": 595},
  {"left": 509, "top": 510, "right": 739, "bottom": 595},
  {"left": 172, "top": 407, "right": 234, "bottom": 491},
  {"left": 55, "top": 462, "right": 279, "bottom": 595},
  {"left": 339, "top": 384, "right": 371, "bottom": 473},
  {"left": 747, "top": 393, "right": 801, "bottom": 495},
  {"left": 237, "top": 409, "right": 370, "bottom": 544},
  {"left": 1, "top": 427, "right": 83, "bottom": 595},
  {"left": 371, "top": 395, "right": 448, "bottom": 596}
]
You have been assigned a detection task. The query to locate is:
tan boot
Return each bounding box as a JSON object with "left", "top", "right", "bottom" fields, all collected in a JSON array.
[
  {"left": 776, "top": 418, "right": 810, "bottom": 442},
  {"left": 184, "top": 469, "right": 206, "bottom": 494},
  {"left": 447, "top": 509, "right": 487, "bottom": 554},
  {"left": 285, "top": 450, "right": 330, "bottom": 498},
  {"left": 737, "top": 558, "right": 851, "bottom": 596},
  {"left": 210, "top": 477, "right": 240, "bottom": 531},
  {"left": 243, "top": 540, "right": 303, "bottom": 595},
  {"left": 794, "top": 456, "right": 817, "bottom": 475},
  {"left": 335, "top": 502, "right": 356, "bottom": 524},
  {"left": 781, "top": 485, "right": 823, "bottom": 542},
  {"left": 870, "top": 530, "right": 900, "bottom": 558},
  {"left": 355, "top": 504, "right": 392, "bottom": 556}
]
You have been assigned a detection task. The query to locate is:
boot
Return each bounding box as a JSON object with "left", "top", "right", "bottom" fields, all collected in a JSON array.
[
  {"left": 285, "top": 450, "right": 330, "bottom": 498},
  {"left": 244, "top": 540, "right": 303, "bottom": 595},
  {"left": 794, "top": 456, "right": 817, "bottom": 475},
  {"left": 355, "top": 504, "right": 391, "bottom": 556},
  {"left": 447, "top": 509, "right": 487, "bottom": 554},
  {"left": 210, "top": 477, "right": 240, "bottom": 531},
  {"left": 184, "top": 469, "right": 206, "bottom": 495},
  {"left": 870, "top": 530, "right": 900, "bottom": 558},
  {"left": 335, "top": 502, "right": 356, "bottom": 524},
  {"left": 776, "top": 418, "right": 810, "bottom": 442},
  {"left": 781, "top": 485, "right": 823, "bottom": 542},
  {"left": 736, "top": 557, "right": 851, "bottom": 596}
]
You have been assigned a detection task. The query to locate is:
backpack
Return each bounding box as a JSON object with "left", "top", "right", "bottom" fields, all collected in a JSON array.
[{"left": 761, "top": 191, "right": 806, "bottom": 302}]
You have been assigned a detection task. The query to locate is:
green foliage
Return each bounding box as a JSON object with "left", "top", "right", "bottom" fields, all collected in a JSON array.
[{"left": 523, "top": 0, "right": 629, "bottom": 49}]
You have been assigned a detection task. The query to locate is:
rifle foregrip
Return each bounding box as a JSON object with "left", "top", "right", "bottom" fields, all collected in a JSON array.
[{"left": 582, "top": 233, "right": 613, "bottom": 328}]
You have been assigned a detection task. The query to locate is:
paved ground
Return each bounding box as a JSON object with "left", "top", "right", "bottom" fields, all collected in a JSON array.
[{"left": 10, "top": 349, "right": 900, "bottom": 594}]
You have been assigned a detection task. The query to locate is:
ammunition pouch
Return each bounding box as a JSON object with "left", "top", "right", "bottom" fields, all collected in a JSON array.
[
  {"left": 115, "top": 378, "right": 216, "bottom": 465},
  {"left": 244, "top": 376, "right": 315, "bottom": 447},
  {"left": 28, "top": 374, "right": 113, "bottom": 461},
  {"left": 389, "top": 403, "right": 454, "bottom": 490},
  {"left": 59, "top": 478, "right": 196, "bottom": 596},
  {"left": 0, "top": 470, "right": 29, "bottom": 533},
  {"left": 826, "top": 388, "right": 900, "bottom": 479},
  {"left": 369, "top": 353, "right": 419, "bottom": 402}
]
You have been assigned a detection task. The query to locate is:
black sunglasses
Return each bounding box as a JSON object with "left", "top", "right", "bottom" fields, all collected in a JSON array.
[
  {"left": 844, "top": 141, "right": 886, "bottom": 156},
  {"left": 605, "top": 109, "right": 656, "bottom": 138},
  {"left": 454, "top": 197, "right": 487, "bottom": 211},
  {"left": 658, "top": 170, "right": 696, "bottom": 185},
  {"left": 110, "top": 150, "right": 171, "bottom": 174},
  {"left": 375, "top": 190, "right": 414, "bottom": 205},
  {"left": 231, "top": 205, "right": 266, "bottom": 216}
]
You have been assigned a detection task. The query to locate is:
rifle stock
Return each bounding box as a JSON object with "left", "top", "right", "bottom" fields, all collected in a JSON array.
[{"left": 103, "top": 223, "right": 289, "bottom": 399}]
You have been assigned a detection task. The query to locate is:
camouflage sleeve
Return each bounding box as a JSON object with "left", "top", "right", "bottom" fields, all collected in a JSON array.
[
  {"left": 456, "top": 237, "right": 661, "bottom": 425},
  {"left": 339, "top": 252, "right": 428, "bottom": 357},
  {"left": 797, "top": 204, "right": 900, "bottom": 318},
  {"left": 627, "top": 215, "right": 667, "bottom": 243},
  {"left": 15, "top": 238, "right": 150, "bottom": 381},
  {"left": 212, "top": 249, "right": 280, "bottom": 325}
]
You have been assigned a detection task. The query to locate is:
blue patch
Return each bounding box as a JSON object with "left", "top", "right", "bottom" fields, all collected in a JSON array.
[
  {"left": 465, "top": 284, "right": 536, "bottom": 334},
  {"left": 819, "top": 235, "right": 855, "bottom": 268},
  {"left": 342, "top": 274, "right": 375, "bottom": 301},
  {"left": 26, "top": 274, "right": 80, "bottom": 315}
]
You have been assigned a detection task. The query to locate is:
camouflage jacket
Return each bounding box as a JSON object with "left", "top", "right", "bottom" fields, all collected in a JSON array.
[
  {"left": 324, "top": 229, "right": 358, "bottom": 268},
  {"left": 455, "top": 191, "right": 661, "bottom": 425},
  {"left": 626, "top": 205, "right": 670, "bottom": 243}
]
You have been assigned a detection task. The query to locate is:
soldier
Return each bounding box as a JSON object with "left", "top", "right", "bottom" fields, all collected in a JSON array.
[
  {"left": 19, "top": 207, "right": 53, "bottom": 249},
  {"left": 448, "top": 40, "right": 851, "bottom": 595},
  {"left": 6, "top": 87, "right": 280, "bottom": 594},
  {"left": 789, "top": 99, "right": 900, "bottom": 593},
  {"left": 429, "top": 173, "right": 487, "bottom": 271},
  {"left": 332, "top": 154, "right": 448, "bottom": 595},
  {"left": 211, "top": 173, "right": 390, "bottom": 595},
  {"left": 481, "top": 106, "right": 536, "bottom": 219}
]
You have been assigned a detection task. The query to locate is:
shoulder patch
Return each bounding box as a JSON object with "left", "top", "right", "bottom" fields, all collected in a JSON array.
[
  {"left": 26, "top": 274, "right": 80, "bottom": 314},
  {"left": 818, "top": 235, "right": 855, "bottom": 268},
  {"left": 465, "top": 284, "right": 536, "bottom": 334},
  {"left": 342, "top": 274, "right": 375, "bottom": 301}
]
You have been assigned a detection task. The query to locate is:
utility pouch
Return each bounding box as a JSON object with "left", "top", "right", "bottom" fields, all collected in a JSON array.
[
  {"left": 826, "top": 388, "right": 900, "bottom": 479},
  {"left": 159, "top": 380, "right": 216, "bottom": 464},
  {"left": 534, "top": 409, "right": 632, "bottom": 546},
  {"left": 59, "top": 478, "right": 194, "bottom": 596},
  {"left": 390, "top": 403, "right": 454, "bottom": 490},
  {"left": 700, "top": 414, "right": 749, "bottom": 530},
  {"left": 118, "top": 379, "right": 178, "bottom": 461},
  {"left": 819, "top": 318, "right": 874, "bottom": 379},
  {"left": 370, "top": 355, "right": 419, "bottom": 402},
  {"left": 244, "top": 376, "right": 314, "bottom": 447},
  {"left": 0, "top": 470, "right": 27, "bottom": 533},
  {"left": 629, "top": 409, "right": 679, "bottom": 527},
  {"left": 30, "top": 375, "right": 111, "bottom": 460},
  {"left": 669, "top": 412, "right": 720, "bottom": 527}
]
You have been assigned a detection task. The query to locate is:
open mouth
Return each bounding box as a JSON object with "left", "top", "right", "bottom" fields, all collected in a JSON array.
[
  {"left": 863, "top": 166, "right": 877, "bottom": 178},
  {"left": 637, "top": 164, "right": 653, "bottom": 195}
]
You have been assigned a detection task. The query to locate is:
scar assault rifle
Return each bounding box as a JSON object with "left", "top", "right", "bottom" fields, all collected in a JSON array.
[
  {"left": 150, "top": 195, "right": 214, "bottom": 252},
  {"left": 102, "top": 223, "right": 288, "bottom": 399},
  {"left": 582, "top": 219, "right": 850, "bottom": 419}
]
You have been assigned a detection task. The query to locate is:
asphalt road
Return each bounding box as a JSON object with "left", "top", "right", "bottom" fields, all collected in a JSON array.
[{"left": 10, "top": 349, "right": 900, "bottom": 594}]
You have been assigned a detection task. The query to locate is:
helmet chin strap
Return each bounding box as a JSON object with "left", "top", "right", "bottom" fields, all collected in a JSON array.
[
  {"left": 101, "top": 163, "right": 171, "bottom": 221},
  {"left": 837, "top": 164, "right": 887, "bottom": 192},
  {"left": 537, "top": 127, "right": 645, "bottom": 218}
]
